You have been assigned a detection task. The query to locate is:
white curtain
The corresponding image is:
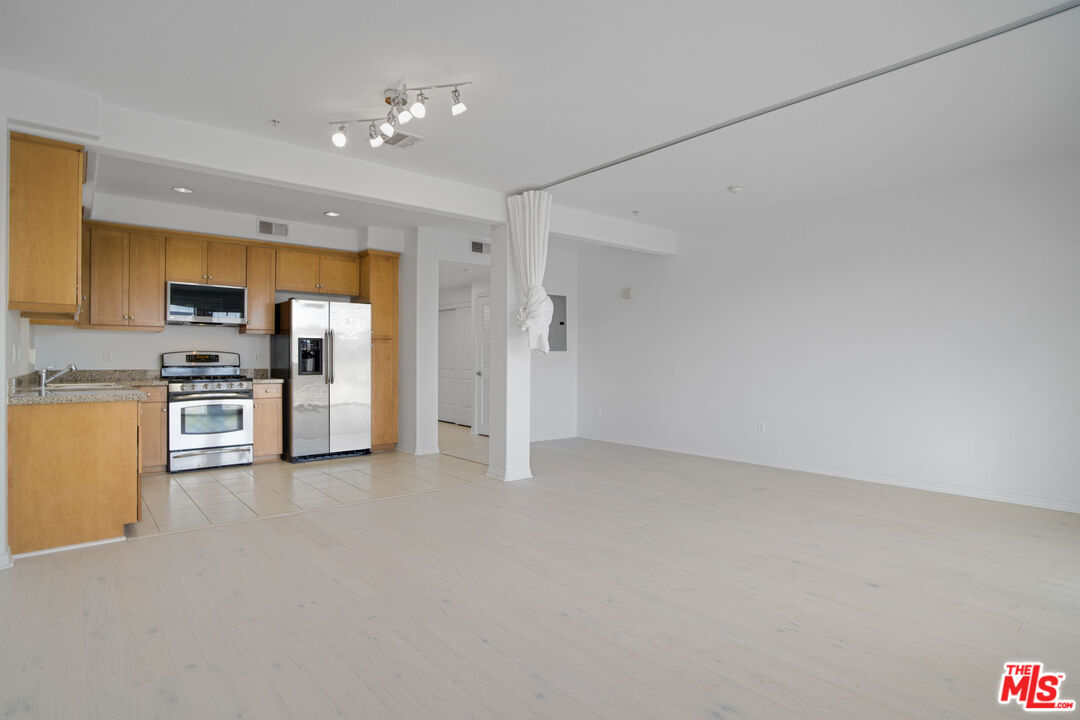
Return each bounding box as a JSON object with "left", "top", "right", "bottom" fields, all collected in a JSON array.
[{"left": 507, "top": 190, "right": 555, "bottom": 354}]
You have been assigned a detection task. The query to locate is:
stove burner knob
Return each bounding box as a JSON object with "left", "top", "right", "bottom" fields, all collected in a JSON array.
[
  {"left": 202, "top": 383, "right": 209, "bottom": 390},
  {"left": 227, "top": 382, "right": 235, "bottom": 389},
  {"left": 215, "top": 383, "right": 223, "bottom": 389}
]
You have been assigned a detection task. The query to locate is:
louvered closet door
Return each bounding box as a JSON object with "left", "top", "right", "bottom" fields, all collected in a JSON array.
[{"left": 475, "top": 296, "right": 492, "bottom": 436}]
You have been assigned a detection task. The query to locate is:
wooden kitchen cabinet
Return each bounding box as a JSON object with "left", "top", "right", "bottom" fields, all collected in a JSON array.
[
  {"left": 360, "top": 250, "right": 400, "bottom": 449},
  {"left": 253, "top": 383, "right": 283, "bottom": 462},
  {"left": 88, "top": 227, "right": 165, "bottom": 329},
  {"left": 276, "top": 249, "right": 359, "bottom": 295},
  {"left": 7, "top": 401, "right": 139, "bottom": 554},
  {"left": 166, "top": 236, "right": 246, "bottom": 285},
  {"left": 241, "top": 245, "right": 276, "bottom": 334},
  {"left": 8, "top": 132, "right": 85, "bottom": 315},
  {"left": 135, "top": 385, "right": 168, "bottom": 473}
]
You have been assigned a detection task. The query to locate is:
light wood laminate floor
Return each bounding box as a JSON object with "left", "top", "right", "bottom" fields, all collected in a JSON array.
[{"left": 2, "top": 438, "right": 1078, "bottom": 719}]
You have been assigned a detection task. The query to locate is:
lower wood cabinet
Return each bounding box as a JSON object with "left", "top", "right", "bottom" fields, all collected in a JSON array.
[
  {"left": 253, "top": 383, "right": 283, "bottom": 462},
  {"left": 7, "top": 401, "right": 138, "bottom": 554},
  {"left": 136, "top": 385, "right": 168, "bottom": 473}
]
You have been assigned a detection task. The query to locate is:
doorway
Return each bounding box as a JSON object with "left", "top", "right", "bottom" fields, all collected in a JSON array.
[{"left": 437, "top": 259, "right": 490, "bottom": 465}]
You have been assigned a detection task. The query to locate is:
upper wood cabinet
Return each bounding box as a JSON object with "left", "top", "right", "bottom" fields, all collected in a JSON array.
[
  {"left": 241, "top": 245, "right": 276, "bottom": 334},
  {"left": 8, "top": 132, "right": 85, "bottom": 314},
  {"left": 88, "top": 226, "right": 166, "bottom": 329},
  {"left": 276, "top": 249, "right": 359, "bottom": 296},
  {"left": 166, "top": 236, "right": 246, "bottom": 285}
]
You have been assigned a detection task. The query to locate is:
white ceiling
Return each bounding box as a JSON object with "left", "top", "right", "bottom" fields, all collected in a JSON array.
[
  {"left": 3, "top": 0, "right": 1077, "bottom": 232},
  {"left": 93, "top": 155, "right": 493, "bottom": 234}
]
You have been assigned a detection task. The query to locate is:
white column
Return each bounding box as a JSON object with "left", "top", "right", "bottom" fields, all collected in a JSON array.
[
  {"left": 396, "top": 227, "right": 439, "bottom": 456},
  {"left": 487, "top": 224, "right": 532, "bottom": 481}
]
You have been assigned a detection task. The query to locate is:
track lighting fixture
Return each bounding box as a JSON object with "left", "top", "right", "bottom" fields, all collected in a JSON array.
[
  {"left": 450, "top": 87, "right": 467, "bottom": 116},
  {"left": 379, "top": 115, "right": 396, "bottom": 138},
  {"left": 331, "top": 125, "right": 348, "bottom": 148},
  {"left": 410, "top": 91, "right": 427, "bottom": 119},
  {"left": 327, "top": 80, "right": 471, "bottom": 149}
]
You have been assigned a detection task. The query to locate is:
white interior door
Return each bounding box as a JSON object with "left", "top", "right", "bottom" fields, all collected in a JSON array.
[
  {"left": 438, "top": 309, "right": 456, "bottom": 423},
  {"left": 475, "top": 295, "right": 492, "bottom": 436},
  {"left": 453, "top": 307, "right": 474, "bottom": 426}
]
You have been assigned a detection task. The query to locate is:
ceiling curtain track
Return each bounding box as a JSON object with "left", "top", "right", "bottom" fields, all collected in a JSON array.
[
  {"left": 527, "top": 0, "right": 1080, "bottom": 193},
  {"left": 506, "top": 190, "right": 555, "bottom": 354}
]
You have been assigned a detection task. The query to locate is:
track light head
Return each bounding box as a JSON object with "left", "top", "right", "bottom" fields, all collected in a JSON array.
[
  {"left": 450, "top": 87, "right": 467, "bottom": 116},
  {"left": 368, "top": 123, "right": 384, "bottom": 148},
  {"left": 410, "top": 91, "right": 427, "bottom": 119},
  {"left": 379, "top": 115, "right": 396, "bottom": 138},
  {"left": 395, "top": 105, "right": 413, "bottom": 124},
  {"left": 331, "top": 125, "right": 348, "bottom": 147}
]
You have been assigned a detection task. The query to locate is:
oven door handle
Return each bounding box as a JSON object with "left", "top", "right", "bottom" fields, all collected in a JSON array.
[{"left": 168, "top": 393, "right": 253, "bottom": 402}]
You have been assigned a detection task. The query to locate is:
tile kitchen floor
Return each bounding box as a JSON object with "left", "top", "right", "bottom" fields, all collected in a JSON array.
[{"left": 128, "top": 436, "right": 490, "bottom": 537}]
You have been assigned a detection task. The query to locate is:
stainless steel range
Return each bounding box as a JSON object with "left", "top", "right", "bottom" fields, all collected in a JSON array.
[{"left": 162, "top": 351, "right": 254, "bottom": 472}]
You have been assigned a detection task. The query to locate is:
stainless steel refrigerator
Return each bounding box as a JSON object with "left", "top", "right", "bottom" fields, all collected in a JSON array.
[{"left": 271, "top": 299, "right": 372, "bottom": 460}]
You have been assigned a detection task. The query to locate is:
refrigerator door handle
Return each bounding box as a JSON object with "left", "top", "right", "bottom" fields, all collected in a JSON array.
[
  {"left": 329, "top": 329, "right": 335, "bottom": 384},
  {"left": 324, "top": 330, "right": 331, "bottom": 384}
]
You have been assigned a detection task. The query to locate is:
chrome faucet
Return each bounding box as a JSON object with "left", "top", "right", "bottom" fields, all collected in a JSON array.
[{"left": 38, "top": 363, "right": 77, "bottom": 388}]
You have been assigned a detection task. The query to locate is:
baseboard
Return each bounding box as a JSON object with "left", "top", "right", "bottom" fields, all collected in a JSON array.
[
  {"left": 12, "top": 535, "right": 125, "bottom": 560},
  {"left": 487, "top": 465, "right": 532, "bottom": 482},
  {"left": 577, "top": 433, "right": 1080, "bottom": 514}
]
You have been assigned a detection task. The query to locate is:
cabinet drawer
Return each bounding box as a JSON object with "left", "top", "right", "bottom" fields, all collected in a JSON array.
[
  {"left": 134, "top": 385, "right": 167, "bottom": 402},
  {"left": 254, "top": 383, "right": 283, "bottom": 398}
]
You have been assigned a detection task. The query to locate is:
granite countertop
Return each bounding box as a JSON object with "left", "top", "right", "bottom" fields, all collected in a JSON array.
[{"left": 8, "top": 388, "right": 148, "bottom": 406}]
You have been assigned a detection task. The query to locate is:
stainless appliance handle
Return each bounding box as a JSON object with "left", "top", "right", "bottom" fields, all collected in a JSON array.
[
  {"left": 324, "top": 331, "right": 331, "bottom": 384},
  {"left": 329, "top": 329, "right": 335, "bottom": 384},
  {"left": 168, "top": 392, "right": 253, "bottom": 401}
]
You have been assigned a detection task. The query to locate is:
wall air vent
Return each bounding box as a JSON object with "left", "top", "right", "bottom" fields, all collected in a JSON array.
[
  {"left": 471, "top": 240, "right": 490, "bottom": 254},
  {"left": 257, "top": 219, "right": 289, "bottom": 238},
  {"left": 383, "top": 131, "right": 423, "bottom": 149}
]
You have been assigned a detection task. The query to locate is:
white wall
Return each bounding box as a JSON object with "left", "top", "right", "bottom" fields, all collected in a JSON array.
[
  {"left": 578, "top": 154, "right": 1080, "bottom": 513},
  {"left": 531, "top": 247, "right": 578, "bottom": 441},
  {"left": 34, "top": 325, "right": 269, "bottom": 371}
]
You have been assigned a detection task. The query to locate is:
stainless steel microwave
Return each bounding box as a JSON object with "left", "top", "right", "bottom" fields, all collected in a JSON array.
[{"left": 166, "top": 282, "right": 248, "bottom": 325}]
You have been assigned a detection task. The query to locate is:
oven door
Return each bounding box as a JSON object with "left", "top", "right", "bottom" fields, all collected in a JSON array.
[{"left": 169, "top": 396, "right": 254, "bottom": 451}]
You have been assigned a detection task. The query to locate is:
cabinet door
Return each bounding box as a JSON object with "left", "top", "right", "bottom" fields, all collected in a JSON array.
[
  {"left": 371, "top": 338, "right": 398, "bottom": 447},
  {"left": 165, "top": 236, "right": 207, "bottom": 283},
  {"left": 276, "top": 249, "right": 319, "bottom": 292},
  {"left": 366, "top": 253, "right": 399, "bottom": 339},
  {"left": 128, "top": 233, "right": 166, "bottom": 328},
  {"left": 242, "top": 246, "right": 276, "bottom": 333},
  {"left": 253, "top": 397, "right": 283, "bottom": 459},
  {"left": 207, "top": 241, "right": 246, "bottom": 285},
  {"left": 319, "top": 255, "right": 360, "bottom": 296},
  {"left": 8, "top": 133, "right": 84, "bottom": 313},
  {"left": 89, "top": 228, "right": 129, "bottom": 326},
  {"left": 139, "top": 400, "right": 168, "bottom": 471}
]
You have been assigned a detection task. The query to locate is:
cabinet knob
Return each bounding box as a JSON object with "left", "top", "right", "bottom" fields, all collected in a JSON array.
[
  {"left": 202, "top": 275, "right": 207, "bottom": 279},
  {"left": 208, "top": 275, "right": 213, "bottom": 280},
  {"left": 145, "top": 392, "right": 151, "bottom": 397},
  {"left": 162, "top": 407, "right": 167, "bottom": 413},
  {"left": 254, "top": 403, "right": 258, "bottom": 408}
]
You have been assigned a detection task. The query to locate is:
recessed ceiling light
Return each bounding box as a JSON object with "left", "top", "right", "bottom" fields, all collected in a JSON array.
[
  {"left": 728, "top": 185, "right": 745, "bottom": 194},
  {"left": 172, "top": 186, "right": 193, "bottom": 194},
  {"left": 631, "top": 210, "right": 640, "bottom": 216},
  {"left": 323, "top": 211, "right": 341, "bottom": 217}
]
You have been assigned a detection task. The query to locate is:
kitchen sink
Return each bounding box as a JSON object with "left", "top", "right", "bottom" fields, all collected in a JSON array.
[{"left": 44, "top": 382, "right": 123, "bottom": 390}]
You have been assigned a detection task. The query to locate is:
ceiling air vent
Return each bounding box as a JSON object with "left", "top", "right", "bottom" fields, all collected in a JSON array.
[
  {"left": 257, "top": 219, "right": 289, "bottom": 238},
  {"left": 471, "top": 240, "right": 490, "bottom": 254},
  {"left": 383, "top": 131, "right": 423, "bottom": 149}
]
